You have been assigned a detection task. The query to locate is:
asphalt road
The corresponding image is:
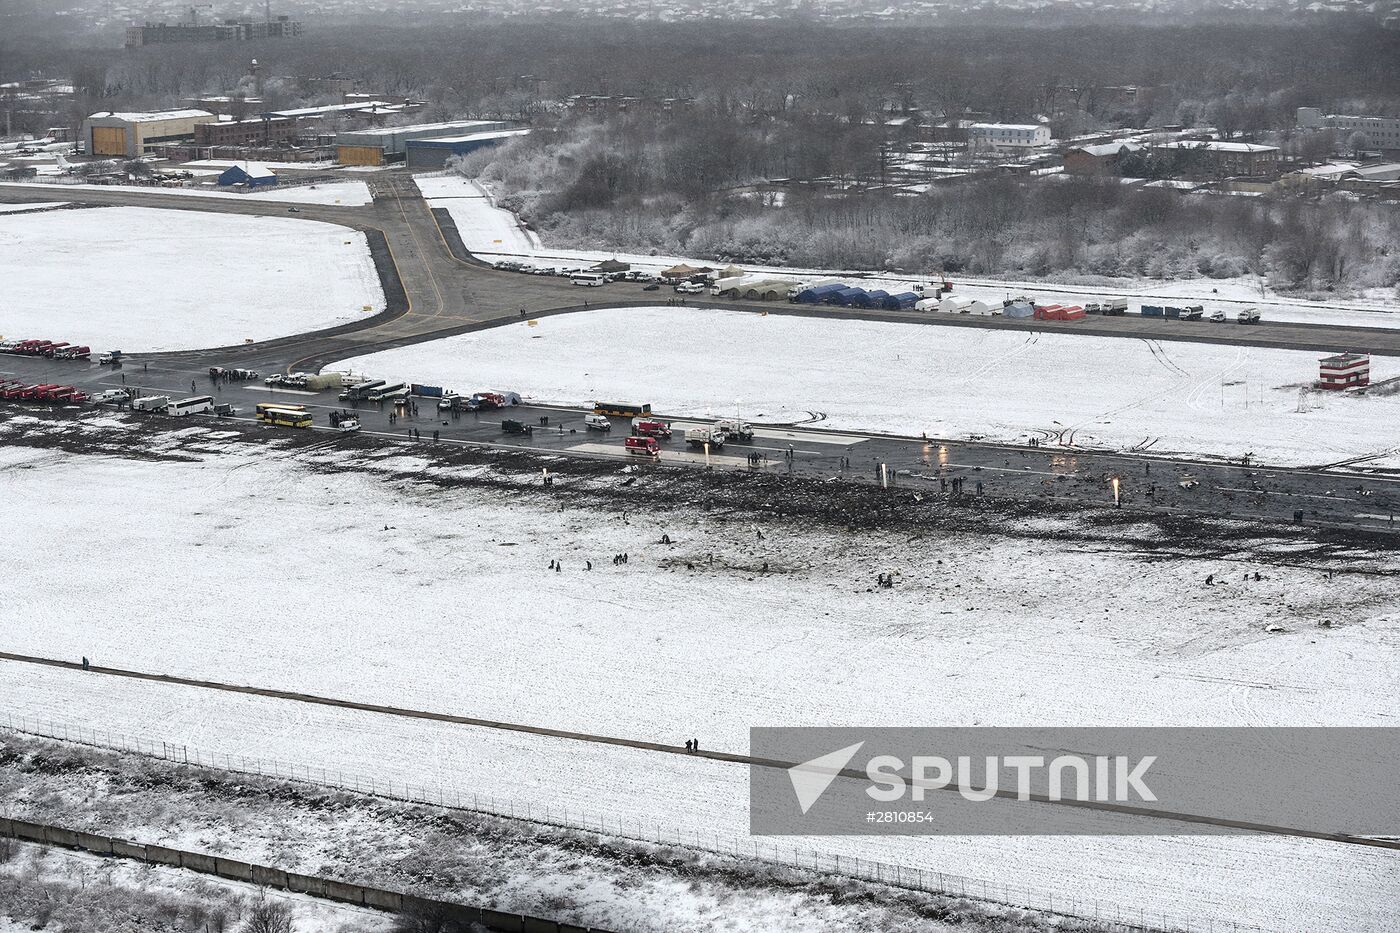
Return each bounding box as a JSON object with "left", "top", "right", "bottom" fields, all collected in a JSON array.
[
  {"left": 4, "top": 177, "right": 1400, "bottom": 533},
  {"left": 4, "top": 349, "right": 1398, "bottom": 534}
]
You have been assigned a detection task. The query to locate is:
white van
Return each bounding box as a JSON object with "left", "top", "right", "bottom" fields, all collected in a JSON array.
[
  {"left": 584, "top": 413, "right": 611, "bottom": 431},
  {"left": 167, "top": 395, "right": 215, "bottom": 417},
  {"left": 571, "top": 272, "right": 606, "bottom": 287}
]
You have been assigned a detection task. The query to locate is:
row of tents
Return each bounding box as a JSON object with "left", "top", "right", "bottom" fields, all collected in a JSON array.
[{"left": 792, "top": 282, "right": 922, "bottom": 310}]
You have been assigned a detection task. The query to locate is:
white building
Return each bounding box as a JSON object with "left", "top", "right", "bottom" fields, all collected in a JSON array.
[
  {"left": 1297, "top": 107, "right": 1400, "bottom": 150},
  {"left": 968, "top": 123, "right": 1052, "bottom": 149}
]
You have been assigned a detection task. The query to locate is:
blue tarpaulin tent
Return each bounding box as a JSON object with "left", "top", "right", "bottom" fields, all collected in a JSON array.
[
  {"left": 883, "top": 291, "right": 919, "bottom": 310},
  {"left": 217, "top": 162, "right": 278, "bottom": 187},
  {"left": 796, "top": 283, "right": 845, "bottom": 304}
]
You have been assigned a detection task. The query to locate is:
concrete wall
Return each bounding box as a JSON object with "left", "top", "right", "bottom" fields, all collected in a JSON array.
[{"left": 1, "top": 818, "right": 619, "bottom": 933}]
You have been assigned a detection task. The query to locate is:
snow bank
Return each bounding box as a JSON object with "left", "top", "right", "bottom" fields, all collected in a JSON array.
[
  {"left": 0, "top": 206, "right": 384, "bottom": 351},
  {"left": 335, "top": 306, "right": 1400, "bottom": 466}
]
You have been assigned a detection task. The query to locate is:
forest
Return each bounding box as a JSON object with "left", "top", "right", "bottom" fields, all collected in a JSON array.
[{"left": 457, "top": 117, "right": 1400, "bottom": 295}]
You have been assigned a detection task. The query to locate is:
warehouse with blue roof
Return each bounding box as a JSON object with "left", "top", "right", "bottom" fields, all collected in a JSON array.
[{"left": 403, "top": 128, "right": 533, "bottom": 170}]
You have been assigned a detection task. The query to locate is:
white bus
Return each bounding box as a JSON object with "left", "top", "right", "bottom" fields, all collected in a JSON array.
[
  {"left": 571, "top": 272, "right": 606, "bottom": 287},
  {"left": 167, "top": 395, "right": 215, "bottom": 417}
]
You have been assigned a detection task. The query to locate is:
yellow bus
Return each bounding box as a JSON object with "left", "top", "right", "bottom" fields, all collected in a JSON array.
[{"left": 255, "top": 402, "right": 313, "bottom": 428}]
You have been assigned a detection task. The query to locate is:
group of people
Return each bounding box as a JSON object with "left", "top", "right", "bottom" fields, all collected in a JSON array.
[
  {"left": 875, "top": 573, "right": 895, "bottom": 588},
  {"left": 683, "top": 738, "right": 701, "bottom": 753}
]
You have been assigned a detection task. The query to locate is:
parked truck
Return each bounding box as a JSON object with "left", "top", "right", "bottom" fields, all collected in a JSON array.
[
  {"left": 714, "top": 419, "right": 754, "bottom": 442},
  {"left": 624, "top": 435, "right": 660, "bottom": 457},
  {"left": 632, "top": 417, "right": 672, "bottom": 438},
  {"left": 1238, "top": 308, "right": 1262, "bottom": 324},
  {"left": 132, "top": 395, "right": 170, "bottom": 412},
  {"left": 686, "top": 426, "right": 726, "bottom": 448}
]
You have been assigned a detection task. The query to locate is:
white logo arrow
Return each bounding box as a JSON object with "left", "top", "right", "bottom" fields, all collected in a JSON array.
[{"left": 787, "top": 741, "right": 865, "bottom": 815}]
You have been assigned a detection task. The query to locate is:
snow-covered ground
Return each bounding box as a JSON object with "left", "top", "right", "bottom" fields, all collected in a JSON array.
[
  {"left": 0, "top": 427, "right": 1396, "bottom": 931},
  {"left": 0, "top": 206, "right": 384, "bottom": 352},
  {"left": 416, "top": 172, "right": 1400, "bottom": 331},
  {"left": 0, "top": 201, "right": 66, "bottom": 214},
  {"left": 336, "top": 306, "right": 1400, "bottom": 467},
  {"left": 0, "top": 178, "right": 372, "bottom": 206}
]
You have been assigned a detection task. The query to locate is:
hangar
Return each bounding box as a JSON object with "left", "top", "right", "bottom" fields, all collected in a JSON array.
[
  {"left": 335, "top": 119, "right": 515, "bottom": 167},
  {"left": 403, "top": 128, "right": 532, "bottom": 170},
  {"left": 82, "top": 109, "right": 216, "bottom": 158}
]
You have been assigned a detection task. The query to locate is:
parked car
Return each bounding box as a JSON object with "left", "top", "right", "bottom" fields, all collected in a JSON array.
[
  {"left": 674, "top": 281, "right": 705, "bottom": 294},
  {"left": 643, "top": 283, "right": 660, "bottom": 291}
]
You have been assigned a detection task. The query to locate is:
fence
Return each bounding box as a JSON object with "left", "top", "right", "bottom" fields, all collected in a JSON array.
[
  {"left": 0, "top": 815, "right": 616, "bottom": 933},
  {"left": 0, "top": 713, "right": 1271, "bottom": 933}
]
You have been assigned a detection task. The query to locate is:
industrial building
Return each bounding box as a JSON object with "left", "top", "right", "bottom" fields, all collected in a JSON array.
[
  {"left": 968, "top": 123, "right": 1052, "bottom": 149},
  {"left": 81, "top": 110, "right": 215, "bottom": 158},
  {"left": 335, "top": 119, "right": 514, "bottom": 166},
  {"left": 1298, "top": 107, "right": 1400, "bottom": 155},
  {"left": 194, "top": 116, "right": 296, "bottom": 148},
  {"left": 1154, "top": 140, "right": 1281, "bottom": 177},
  {"left": 403, "top": 128, "right": 532, "bottom": 170},
  {"left": 125, "top": 16, "right": 302, "bottom": 48}
]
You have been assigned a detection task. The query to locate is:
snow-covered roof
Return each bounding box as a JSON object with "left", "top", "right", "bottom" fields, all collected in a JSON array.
[
  {"left": 1159, "top": 141, "right": 1279, "bottom": 154},
  {"left": 1071, "top": 141, "right": 1146, "bottom": 157},
  {"left": 237, "top": 162, "right": 276, "bottom": 179},
  {"left": 408, "top": 128, "right": 533, "bottom": 145},
  {"left": 1343, "top": 163, "right": 1400, "bottom": 180},
  {"left": 88, "top": 109, "right": 213, "bottom": 123},
  {"left": 346, "top": 119, "right": 503, "bottom": 139},
  {"left": 969, "top": 123, "right": 1044, "bottom": 132},
  {"left": 266, "top": 101, "right": 394, "bottom": 119}
]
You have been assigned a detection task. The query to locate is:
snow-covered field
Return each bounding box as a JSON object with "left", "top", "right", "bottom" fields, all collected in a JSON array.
[
  {"left": 336, "top": 306, "right": 1400, "bottom": 467},
  {"left": 0, "top": 206, "right": 384, "bottom": 351},
  {"left": 0, "top": 426, "right": 1396, "bottom": 931},
  {"left": 0, "top": 178, "right": 372, "bottom": 206},
  {"left": 417, "top": 172, "right": 1400, "bottom": 331}
]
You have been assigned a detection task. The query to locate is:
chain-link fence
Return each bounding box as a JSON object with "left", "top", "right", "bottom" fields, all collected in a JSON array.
[{"left": 0, "top": 712, "right": 1271, "bottom": 933}]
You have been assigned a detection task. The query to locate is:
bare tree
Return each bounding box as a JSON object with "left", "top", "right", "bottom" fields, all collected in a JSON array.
[{"left": 241, "top": 896, "right": 294, "bottom": 933}]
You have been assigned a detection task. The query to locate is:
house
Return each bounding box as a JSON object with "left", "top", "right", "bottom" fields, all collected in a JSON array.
[
  {"left": 968, "top": 123, "right": 1052, "bottom": 149},
  {"left": 1063, "top": 141, "right": 1145, "bottom": 175}
]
